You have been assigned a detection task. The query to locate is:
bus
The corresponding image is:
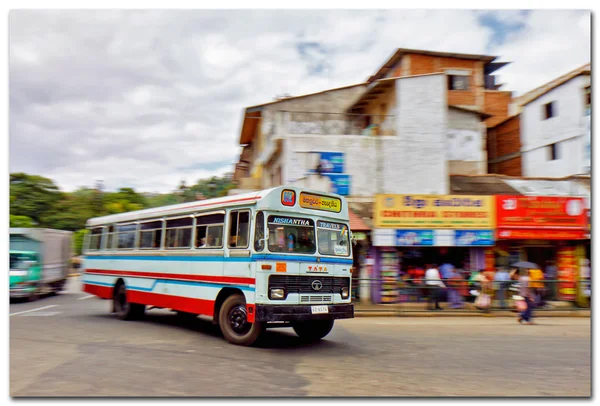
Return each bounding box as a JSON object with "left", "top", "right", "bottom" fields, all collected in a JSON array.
[{"left": 81, "top": 186, "right": 354, "bottom": 346}]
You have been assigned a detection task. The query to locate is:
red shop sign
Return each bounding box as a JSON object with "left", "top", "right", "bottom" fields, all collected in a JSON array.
[
  {"left": 496, "top": 196, "right": 587, "bottom": 230},
  {"left": 496, "top": 229, "right": 588, "bottom": 240}
]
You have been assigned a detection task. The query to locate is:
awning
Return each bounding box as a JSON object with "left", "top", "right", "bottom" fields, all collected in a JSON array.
[{"left": 349, "top": 208, "right": 371, "bottom": 231}]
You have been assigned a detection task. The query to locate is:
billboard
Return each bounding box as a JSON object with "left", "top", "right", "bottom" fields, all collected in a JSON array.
[
  {"left": 496, "top": 196, "right": 587, "bottom": 240},
  {"left": 374, "top": 194, "right": 495, "bottom": 229}
]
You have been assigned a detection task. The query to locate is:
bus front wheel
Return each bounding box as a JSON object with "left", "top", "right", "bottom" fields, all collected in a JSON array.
[
  {"left": 218, "top": 294, "right": 264, "bottom": 346},
  {"left": 292, "top": 320, "right": 334, "bottom": 342},
  {"left": 114, "top": 282, "right": 145, "bottom": 320}
]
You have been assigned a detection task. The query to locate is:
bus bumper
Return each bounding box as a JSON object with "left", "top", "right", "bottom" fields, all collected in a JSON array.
[{"left": 254, "top": 304, "right": 354, "bottom": 322}]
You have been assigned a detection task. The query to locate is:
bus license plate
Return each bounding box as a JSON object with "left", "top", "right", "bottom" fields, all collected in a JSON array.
[{"left": 311, "top": 305, "right": 329, "bottom": 314}]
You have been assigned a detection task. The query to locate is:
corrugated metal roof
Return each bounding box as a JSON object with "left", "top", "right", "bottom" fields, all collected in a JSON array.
[{"left": 450, "top": 175, "right": 521, "bottom": 195}]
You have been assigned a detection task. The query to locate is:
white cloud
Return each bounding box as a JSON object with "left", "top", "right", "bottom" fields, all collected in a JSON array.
[
  {"left": 490, "top": 10, "right": 591, "bottom": 95},
  {"left": 9, "top": 9, "right": 590, "bottom": 193}
]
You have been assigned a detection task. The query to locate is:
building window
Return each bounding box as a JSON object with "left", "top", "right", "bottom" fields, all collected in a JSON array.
[
  {"left": 548, "top": 143, "right": 558, "bottom": 161},
  {"left": 543, "top": 101, "right": 556, "bottom": 119},
  {"left": 584, "top": 86, "right": 591, "bottom": 115},
  {"left": 448, "top": 75, "right": 469, "bottom": 91}
]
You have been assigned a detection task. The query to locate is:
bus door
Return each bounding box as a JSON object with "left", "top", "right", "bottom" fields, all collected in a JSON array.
[{"left": 225, "top": 209, "right": 253, "bottom": 277}]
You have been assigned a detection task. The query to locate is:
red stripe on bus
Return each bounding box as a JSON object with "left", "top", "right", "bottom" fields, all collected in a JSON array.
[
  {"left": 127, "top": 290, "right": 215, "bottom": 317},
  {"left": 85, "top": 269, "right": 255, "bottom": 285},
  {"left": 83, "top": 283, "right": 113, "bottom": 299}
]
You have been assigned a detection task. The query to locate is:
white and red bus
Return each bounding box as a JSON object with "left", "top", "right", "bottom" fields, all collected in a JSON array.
[{"left": 82, "top": 186, "right": 354, "bottom": 346}]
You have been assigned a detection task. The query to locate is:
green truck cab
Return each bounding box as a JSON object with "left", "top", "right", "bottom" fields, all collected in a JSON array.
[
  {"left": 9, "top": 228, "right": 73, "bottom": 301},
  {"left": 9, "top": 251, "right": 43, "bottom": 299}
]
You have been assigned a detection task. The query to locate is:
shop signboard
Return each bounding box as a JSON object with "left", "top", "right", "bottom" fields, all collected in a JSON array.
[
  {"left": 395, "top": 230, "right": 434, "bottom": 246},
  {"left": 454, "top": 230, "right": 494, "bottom": 246},
  {"left": 374, "top": 194, "right": 495, "bottom": 229},
  {"left": 557, "top": 246, "right": 577, "bottom": 301},
  {"left": 496, "top": 196, "right": 587, "bottom": 240}
]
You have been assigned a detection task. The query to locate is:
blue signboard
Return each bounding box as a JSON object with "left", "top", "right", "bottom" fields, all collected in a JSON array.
[
  {"left": 307, "top": 151, "right": 345, "bottom": 174},
  {"left": 395, "top": 230, "right": 434, "bottom": 246},
  {"left": 324, "top": 173, "right": 351, "bottom": 196},
  {"left": 454, "top": 230, "right": 494, "bottom": 246}
]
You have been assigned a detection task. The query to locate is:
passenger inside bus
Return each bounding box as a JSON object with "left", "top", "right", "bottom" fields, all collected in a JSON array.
[{"left": 296, "top": 229, "right": 315, "bottom": 253}]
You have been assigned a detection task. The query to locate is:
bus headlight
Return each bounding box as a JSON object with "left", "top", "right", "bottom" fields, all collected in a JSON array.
[
  {"left": 341, "top": 287, "right": 350, "bottom": 299},
  {"left": 270, "top": 288, "right": 286, "bottom": 300}
]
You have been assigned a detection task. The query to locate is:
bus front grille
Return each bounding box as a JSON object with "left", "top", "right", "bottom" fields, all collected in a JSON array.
[
  {"left": 268, "top": 275, "right": 350, "bottom": 294},
  {"left": 300, "top": 295, "right": 333, "bottom": 303}
]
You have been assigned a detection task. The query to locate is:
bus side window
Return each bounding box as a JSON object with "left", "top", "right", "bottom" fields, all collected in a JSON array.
[
  {"left": 105, "top": 226, "right": 115, "bottom": 250},
  {"left": 228, "top": 210, "right": 250, "bottom": 249},
  {"left": 254, "top": 211, "right": 265, "bottom": 252},
  {"left": 196, "top": 213, "right": 225, "bottom": 248}
]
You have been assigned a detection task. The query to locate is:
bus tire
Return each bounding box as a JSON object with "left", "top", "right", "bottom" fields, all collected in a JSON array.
[
  {"left": 114, "top": 282, "right": 145, "bottom": 321},
  {"left": 292, "top": 320, "right": 334, "bottom": 342},
  {"left": 218, "top": 294, "right": 264, "bottom": 346}
]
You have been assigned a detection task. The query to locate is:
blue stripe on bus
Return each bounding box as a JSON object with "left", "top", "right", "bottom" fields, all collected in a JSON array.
[
  {"left": 84, "top": 254, "right": 353, "bottom": 265},
  {"left": 82, "top": 279, "right": 255, "bottom": 292}
]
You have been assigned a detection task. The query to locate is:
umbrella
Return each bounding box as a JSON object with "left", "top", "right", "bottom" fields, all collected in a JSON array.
[{"left": 511, "top": 261, "right": 539, "bottom": 269}]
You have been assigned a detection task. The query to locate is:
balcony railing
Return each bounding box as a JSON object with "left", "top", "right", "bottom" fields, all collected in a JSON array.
[{"left": 278, "top": 111, "right": 396, "bottom": 136}]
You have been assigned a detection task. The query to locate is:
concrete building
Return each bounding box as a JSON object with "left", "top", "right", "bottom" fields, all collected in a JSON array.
[
  {"left": 487, "top": 63, "right": 591, "bottom": 178},
  {"left": 231, "top": 48, "right": 512, "bottom": 197}
]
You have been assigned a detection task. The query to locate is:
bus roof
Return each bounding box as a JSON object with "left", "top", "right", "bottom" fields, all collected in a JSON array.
[{"left": 86, "top": 186, "right": 349, "bottom": 227}]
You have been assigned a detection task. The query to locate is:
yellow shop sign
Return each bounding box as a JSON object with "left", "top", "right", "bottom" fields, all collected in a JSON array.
[{"left": 374, "top": 194, "right": 495, "bottom": 229}]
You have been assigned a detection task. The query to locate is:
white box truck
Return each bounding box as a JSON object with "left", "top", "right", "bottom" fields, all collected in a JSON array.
[{"left": 10, "top": 228, "right": 73, "bottom": 300}]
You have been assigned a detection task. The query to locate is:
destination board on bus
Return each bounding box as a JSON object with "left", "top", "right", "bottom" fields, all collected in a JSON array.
[{"left": 299, "top": 192, "right": 341, "bottom": 213}]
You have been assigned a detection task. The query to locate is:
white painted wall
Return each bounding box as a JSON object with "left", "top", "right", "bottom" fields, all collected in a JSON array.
[
  {"left": 280, "top": 74, "right": 449, "bottom": 196},
  {"left": 520, "top": 75, "right": 590, "bottom": 177}
]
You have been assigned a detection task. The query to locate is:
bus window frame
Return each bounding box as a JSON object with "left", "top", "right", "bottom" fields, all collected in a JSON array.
[
  {"left": 253, "top": 211, "right": 266, "bottom": 252},
  {"left": 164, "top": 215, "right": 195, "bottom": 250},
  {"left": 195, "top": 210, "right": 226, "bottom": 249},
  {"left": 138, "top": 219, "right": 165, "bottom": 250},
  {"left": 115, "top": 222, "right": 138, "bottom": 251},
  {"left": 104, "top": 225, "right": 117, "bottom": 251},
  {"left": 228, "top": 209, "right": 252, "bottom": 250},
  {"left": 266, "top": 214, "right": 316, "bottom": 255},
  {"left": 86, "top": 226, "right": 104, "bottom": 252}
]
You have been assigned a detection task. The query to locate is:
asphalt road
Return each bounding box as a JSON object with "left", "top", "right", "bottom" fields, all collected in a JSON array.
[{"left": 10, "top": 277, "right": 591, "bottom": 397}]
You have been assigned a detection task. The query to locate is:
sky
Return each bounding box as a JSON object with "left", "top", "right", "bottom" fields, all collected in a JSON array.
[{"left": 9, "top": 9, "right": 591, "bottom": 194}]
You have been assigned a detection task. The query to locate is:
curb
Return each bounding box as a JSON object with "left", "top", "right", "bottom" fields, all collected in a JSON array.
[{"left": 354, "top": 311, "right": 591, "bottom": 318}]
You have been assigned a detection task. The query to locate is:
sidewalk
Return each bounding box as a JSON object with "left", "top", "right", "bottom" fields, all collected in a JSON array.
[{"left": 354, "top": 301, "right": 591, "bottom": 317}]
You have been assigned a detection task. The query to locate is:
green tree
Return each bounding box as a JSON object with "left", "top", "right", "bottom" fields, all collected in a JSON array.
[
  {"left": 10, "top": 214, "right": 35, "bottom": 227},
  {"left": 73, "top": 229, "right": 89, "bottom": 255},
  {"left": 10, "top": 173, "right": 62, "bottom": 224}
]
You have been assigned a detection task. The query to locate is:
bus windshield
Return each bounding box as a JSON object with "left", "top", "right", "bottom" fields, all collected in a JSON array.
[
  {"left": 267, "top": 215, "right": 316, "bottom": 254},
  {"left": 316, "top": 221, "right": 350, "bottom": 257}
]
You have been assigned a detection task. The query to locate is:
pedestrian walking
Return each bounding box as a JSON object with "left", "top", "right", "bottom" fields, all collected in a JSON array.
[
  {"left": 529, "top": 267, "right": 546, "bottom": 307},
  {"left": 447, "top": 268, "right": 466, "bottom": 309},
  {"left": 512, "top": 268, "right": 535, "bottom": 324},
  {"left": 425, "top": 264, "right": 445, "bottom": 310},
  {"left": 494, "top": 267, "right": 510, "bottom": 309}
]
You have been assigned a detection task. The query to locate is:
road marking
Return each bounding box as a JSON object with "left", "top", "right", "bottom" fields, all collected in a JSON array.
[
  {"left": 10, "top": 305, "right": 58, "bottom": 317},
  {"left": 20, "top": 312, "right": 61, "bottom": 317},
  {"left": 77, "top": 295, "right": 95, "bottom": 300}
]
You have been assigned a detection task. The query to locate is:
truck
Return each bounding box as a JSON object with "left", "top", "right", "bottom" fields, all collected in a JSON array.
[{"left": 10, "top": 228, "right": 73, "bottom": 301}]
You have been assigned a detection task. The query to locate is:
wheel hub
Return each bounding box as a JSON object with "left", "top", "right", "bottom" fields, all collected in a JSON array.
[{"left": 228, "top": 305, "right": 251, "bottom": 334}]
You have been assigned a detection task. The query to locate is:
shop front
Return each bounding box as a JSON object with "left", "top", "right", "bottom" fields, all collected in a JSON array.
[
  {"left": 495, "top": 195, "right": 589, "bottom": 303},
  {"left": 370, "top": 194, "right": 495, "bottom": 304}
]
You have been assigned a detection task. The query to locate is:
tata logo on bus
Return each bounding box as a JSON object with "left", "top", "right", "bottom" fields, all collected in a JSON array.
[
  {"left": 299, "top": 192, "right": 342, "bottom": 213},
  {"left": 281, "top": 190, "right": 296, "bottom": 207}
]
